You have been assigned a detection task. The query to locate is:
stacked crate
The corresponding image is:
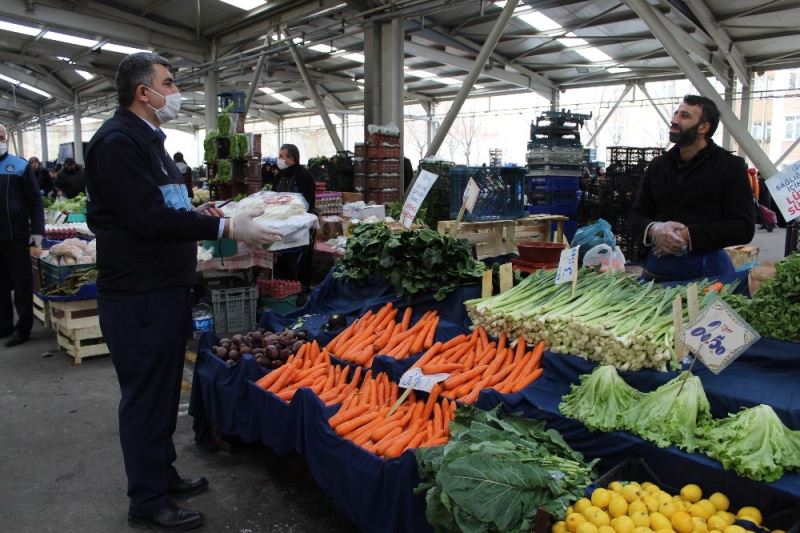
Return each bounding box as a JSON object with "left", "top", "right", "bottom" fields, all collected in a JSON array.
[
  {"left": 525, "top": 111, "right": 590, "bottom": 240},
  {"left": 418, "top": 159, "right": 454, "bottom": 227},
  {"left": 449, "top": 166, "right": 526, "bottom": 222},
  {"left": 353, "top": 130, "right": 402, "bottom": 204},
  {"left": 599, "top": 146, "right": 666, "bottom": 260}
]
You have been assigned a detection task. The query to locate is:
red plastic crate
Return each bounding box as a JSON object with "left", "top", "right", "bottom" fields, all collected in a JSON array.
[
  {"left": 367, "top": 159, "right": 401, "bottom": 173},
  {"left": 366, "top": 173, "right": 401, "bottom": 188},
  {"left": 257, "top": 278, "right": 302, "bottom": 298},
  {"left": 353, "top": 173, "right": 365, "bottom": 191},
  {"left": 353, "top": 160, "right": 366, "bottom": 173},
  {"left": 365, "top": 188, "right": 401, "bottom": 204},
  {"left": 367, "top": 143, "right": 400, "bottom": 159},
  {"left": 366, "top": 131, "right": 400, "bottom": 145}
]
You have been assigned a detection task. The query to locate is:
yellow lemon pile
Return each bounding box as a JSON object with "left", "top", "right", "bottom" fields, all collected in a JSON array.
[{"left": 552, "top": 482, "right": 778, "bottom": 533}]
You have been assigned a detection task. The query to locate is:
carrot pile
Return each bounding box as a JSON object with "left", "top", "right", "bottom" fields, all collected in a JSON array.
[
  {"left": 329, "top": 371, "right": 456, "bottom": 458},
  {"left": 325, "top": 303, "right": 440, "bottom": 366},
  {"left": 412, "top": 326, "right": 546, "bottom": 403},
  {"left": 254, "top": 340, "right": 363, "bottom": 404}
]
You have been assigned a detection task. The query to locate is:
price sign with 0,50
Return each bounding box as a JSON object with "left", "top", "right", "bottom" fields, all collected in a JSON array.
[{"left": 681, "top": 296, "right": 760, "bottom": 374}]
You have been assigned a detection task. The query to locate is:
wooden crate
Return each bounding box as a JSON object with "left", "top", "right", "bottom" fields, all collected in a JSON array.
[
  {"left": 725, "top": 245, "right": 759, "bottom": 271},
  {"left": 56, "top": 323, "right": 109, "bottom": 364},
  {"left": 515, "top": 215, "right": 569, "bottom": 244},
  {"left": 32, "top": 293, "right": 50, "bottom": 328},
  {"left": 49, "top": 299, "right": 100, "bottom": 330},
  {"left": 437, "top": 220, "right": 517, "bottom": 259}
]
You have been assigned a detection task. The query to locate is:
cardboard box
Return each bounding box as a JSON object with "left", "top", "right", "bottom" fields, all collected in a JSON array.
[
  {"left": 341, "top": 192, "right": 363, "bottom": 203},
  {"left": 342, "top": 203, "right": 386, "bottom": 220},
  {"left": 318, "top": 216, "right": 344, "bottom": 240},
  {"left": 264, "top": 228, "right": 310, "bottom": 252}
]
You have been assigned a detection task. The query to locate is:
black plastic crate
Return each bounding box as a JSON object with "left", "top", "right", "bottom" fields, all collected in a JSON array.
[
  {"left": 449, "top": 166, "right": 526, "bottom": 221},
  {"left": 786, "top": 222, "right": 800, "bottom": 256}
]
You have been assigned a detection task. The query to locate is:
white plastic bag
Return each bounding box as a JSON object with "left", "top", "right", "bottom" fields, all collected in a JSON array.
[{"left": 583, "top": 244, "right": 626, "bottom": 273}]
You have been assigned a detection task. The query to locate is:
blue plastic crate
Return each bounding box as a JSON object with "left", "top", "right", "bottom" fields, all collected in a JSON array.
[
  {"left": 528, "top": 204, "right": 579, "bottom": 216},
  {"left": 449, "top": 166, "right": 526, "bottom": 221},
  {"left": 526, "top": 175, "right": 579, "bottom": 194}
]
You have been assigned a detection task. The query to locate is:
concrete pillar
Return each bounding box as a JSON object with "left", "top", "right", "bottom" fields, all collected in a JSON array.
[
  {"left": 17, "top": 127, "right": 24, "bottom": 158},
  {"left": 277, "top": 117, "right": 284, "bottom": 148},
  {"left": 363, "top": 18, "right": 405, "bottom": 189},
  {"left": 341, "top": 114, "right": 348, "bottom": 149},
  {"left": 739, "top": 71, "right": 753, "bottom": 157},
  {"left": 550, "top": 87, "right": 560, "bottom": 112},
  {"left": 39, "top": 111, "right": 48, "bottom": 162},
  {"left": 73, "top": 93, "right": 83, "bottom": 164},
  {"left": 204, "top": 70, "right": 218, "bottom": 133}
]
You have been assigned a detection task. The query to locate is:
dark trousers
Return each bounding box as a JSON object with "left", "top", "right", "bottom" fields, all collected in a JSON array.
[
  {"left": 0, "top": 238, "right": 33, "bottom": 335},
  {"left": 98, "top": 287, "right": 192, "bottom": 515}
]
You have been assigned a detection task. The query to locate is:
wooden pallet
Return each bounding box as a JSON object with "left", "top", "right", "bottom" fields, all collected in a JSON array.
[
  {"left": 32, "top": 293, "right": 50, "bottom": 328},
  {"left": 49, "top": 299, "right": 100, "bottom": 330},
  {"left": 437, "top": 220, "right": 517, "bottom": 259}
]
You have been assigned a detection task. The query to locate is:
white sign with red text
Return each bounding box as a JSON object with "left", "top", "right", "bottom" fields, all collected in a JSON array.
[{"left": 765, "top": 160, "right": 800, "bottom": 222}]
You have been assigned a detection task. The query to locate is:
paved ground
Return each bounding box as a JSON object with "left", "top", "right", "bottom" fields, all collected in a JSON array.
[{"left": 0, "top": 227, "right": 789, "bottom": 532}]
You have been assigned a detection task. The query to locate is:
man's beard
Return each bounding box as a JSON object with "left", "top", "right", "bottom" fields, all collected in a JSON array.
[{"left": 669, "top": 122, "right": 700, "bottom": 146}]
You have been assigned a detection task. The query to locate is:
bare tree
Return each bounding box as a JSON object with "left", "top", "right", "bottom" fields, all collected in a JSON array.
[
  {"left": 452, "top": 114, "right": 479, "bottom": 165},
  {"left": 404, "top": 118, "right": 428, "bottom": 162}
]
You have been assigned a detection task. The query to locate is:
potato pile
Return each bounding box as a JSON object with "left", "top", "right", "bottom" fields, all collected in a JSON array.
[{"left": 212, "top": 328, "right": 309, "bottom": 369}]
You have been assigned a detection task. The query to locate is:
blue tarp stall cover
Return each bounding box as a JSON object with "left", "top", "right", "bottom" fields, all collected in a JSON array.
[{"left": 190, "top": 270, "right": 800, "bottom": 531}]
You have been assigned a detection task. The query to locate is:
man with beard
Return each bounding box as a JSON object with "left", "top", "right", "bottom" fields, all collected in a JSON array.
[{"left": 628, "top": 95, "right": 754, "bottom": 280}]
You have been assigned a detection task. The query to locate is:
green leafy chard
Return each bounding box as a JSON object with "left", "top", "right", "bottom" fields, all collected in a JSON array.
[
  {"left": 559, "top": 365, "right": 645, "bottom": 432},
  {"left": 415, "top": 406, "right": 596, "bottom": 532},
  {"left": 699, "top": 404, "right": 800, "bottom": 482}
]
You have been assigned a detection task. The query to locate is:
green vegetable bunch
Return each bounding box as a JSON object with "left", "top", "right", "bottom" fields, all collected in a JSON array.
[
  {"left": 723, "top": 254, "right": 800, "bottom": 341},
  {"left": 51, "top": 192, "right": 87, "bottom": 213},
  {"left": 560, "top": 365, "right": 644, "bottom": 432},
  {"left": 213, "top": 159, "right": 232, "bottom": 184},
  {"left": 416, "top": 406, "right": 596, "bottom": 532},
  {"left": 333, "top": 223, "right": 485, "bottom": 300},
  {"left": 204, "top": 130, "right": 219, "bottom": 163},
  {"left": 217, "top": 102, "right": 233, "bottom": 135},
  {"left": 229, "top": 133, "right": 249, "bottom": 160}
]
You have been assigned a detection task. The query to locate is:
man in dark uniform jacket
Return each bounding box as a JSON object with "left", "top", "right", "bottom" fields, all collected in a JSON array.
[
  {"left": 628, "top": 95, "right": 754, "bottom": 280},
  {"left": 85, "top": 52, "right": 279, "bottom": 531}
]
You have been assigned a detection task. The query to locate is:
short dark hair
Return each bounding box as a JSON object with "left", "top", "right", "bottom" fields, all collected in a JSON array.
[
  {"left": 173, "top": 152, "right": 184, "bottom": 162},
  {"left": 683, "top": 94, "right": 720, "bottom": 139},
  {"left": 280, "top": 143, "right": 300, "bottom": 164},
  {"left": 115, "top": 52, "right": 174, "bottom": 108}
]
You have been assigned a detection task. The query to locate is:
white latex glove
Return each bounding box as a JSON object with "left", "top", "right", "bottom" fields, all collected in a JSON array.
[
  {"left": 228, "top": 205, "right": 282, "bottom": 245},
  {"left": 650, "top": 221, "right": 688, "bottom": 257}
]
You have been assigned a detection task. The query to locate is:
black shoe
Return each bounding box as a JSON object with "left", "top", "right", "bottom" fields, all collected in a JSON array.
[
  {"left": 167, "top": 477, "right": 209, "bottom": 499},
  {"left": 128, "top": 502, "right": 204, "bottom": 531},
  {"left": 5, "top": 332, "right": 29, "bottom": 347},
  {"left": 0, "top": 328, "right": 13, "bottom": 339}
]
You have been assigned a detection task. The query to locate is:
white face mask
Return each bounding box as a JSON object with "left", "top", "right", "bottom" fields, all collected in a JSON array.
[
  {"left": 276, "top": 158, "right": 288, "bottom": 170},
  {"left": 0, "top": 142, "right": 6, "bottom": 155},
  {"left": 145, "top": 86, "right": 181, "bottom": 124}
]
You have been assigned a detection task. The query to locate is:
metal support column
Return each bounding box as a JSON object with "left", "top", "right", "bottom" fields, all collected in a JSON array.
[
  {"left": 738, "top": 71, "right": 753, "bottom": 156},
  {"left": 287, "top": 42, "right": 344, "bottom": 152},
  {"left": 341, "top": 114, "right": 348, "bottom": 150},
  {"left": 16, "top": 127, "right": 24, "bottom": 157},
  {"left": 39, "top": 110, "right": 48, "bottom": 162},
  {"left": 776, "top": 137, "right": 800, "bottom": 167},
  {"left": 381, "top": 18, "right": 405, "bottom": 144},
  {"left": 425, "top": 0, "right": 518, "bottom": 158},
  {"left": 9, "top": 129, "right": 17, "bottom": 154},
  {"left": 277, "top": 117, "right": 284, "bottom": 148},
  {"left": 586, "top": 84, "right": 632, "bottom": 147},
  {"left": 637, "top": 83, "right": 670, "bottom": 127},
  {"left": 244, "top": 51, "right": 268, "bottom": 117},
  {"left": 626, "top": 0, "right": 778, "bottom": 177},
  {"left": 722, "top": 72, "right": 734, "bottom": 150},
  {"left": 550, "top": 87, "right": 560, "bottom": 112},
  {"left": 73, "top": 93, "right": 83, "bottom": 164},
  {"left": 204, "top": 43, "right": 218, "bottom": 133}
]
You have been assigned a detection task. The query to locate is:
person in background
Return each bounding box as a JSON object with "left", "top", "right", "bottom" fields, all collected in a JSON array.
[
  {"left": 55, "top": 157, "right": 86, "bottom": 199},
  {"left": 0, "top": 123, "right": 44, "bottom": 347},
  {"left": 47, "top": 164, "right": 59, "bottom": 197},
  {"left": 747, "top": 167, "right": 759, "bottom": 203},
  {"left": 757, "top": 171, "right": 771, "bottom": 208},
  {"left": 85, "top": 51, "right": 279, "bottom": 531},
  {"left": 273, "top": 144, "right": 315, "bottom": 289},
  {"left": 173, "top": 152, "right": 193, "bottom": 200},
  {"left": 261, "top": 160, "right": 278, "bottom": 189},
  {"left": 628, "top": 95, "right": 754, "bottom": 281},
  {"left": 28, "top": 157, "right": 53, "bottom": 197},
  {"left": 404, "top": 157, "right": 414, "bottom": 191}
]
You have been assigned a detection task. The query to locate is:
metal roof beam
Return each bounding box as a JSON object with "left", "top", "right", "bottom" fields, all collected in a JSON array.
[
  {"left": 0, "top": 51, "right": 116, "bottom": 80},
  {"left": 0, "top": 93, "right": 39, "bottom": 115},
  {"left": 0, "top": 64, "right": 71, "bottom": 102},
  {"left": 681, "top": 1, "right": 749, "bottom": 85},
  {"left": 1, "top": 2, "right": 206, "bottom": 62},
  {"left": 404, "top": 41, "right": 553, "bottom": 98}
]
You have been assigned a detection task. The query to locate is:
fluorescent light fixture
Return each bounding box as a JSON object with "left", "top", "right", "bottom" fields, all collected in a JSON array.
[
  {"left": 75, "top": 69, "right": 94, "bottom": 80},
  {"left": 558, "top": 37, "right": 588, "bottom": 48},
  {"left": 42, "top": 31, "right": 98, "bottom": 48},
  {"left": 437, "top": 77, "right": 463, "bottom": 85},
  {"left": 218, "top": 0, "right": 266, "bottom": 10},
  {"left": 407, "top": 69, "right": 436, "bottom": 79},
  {"left": 259, "top": 87, "right": 293, "bottom": 103},
  {"left": 518, "top": 11, "right": 562, "bottom": 31},
  {"left": 576, "top": 47, "right": 612, "bottom": 62},
  {"left": 287, "top": 102, "right": 305, "bottom": 109},
  {"left": 342, "top": 52, "right": 365, "bottom": 63},
  {"left": 0, "top": 19, "right": 41, "bottom": 36},
  {"left": 0, "top": 73, "right": 20, "bottom": 84},
  {"left": 309, "top": 44, "right": 337, "bottom": 54},
  {"left": 20, "top": 83, "right": 51, "bottom": 98},
  {"left": 607, "top": 67, "right": 631, "bottom": 74},
  {"left": 101, "top": 43, "right": 150, "bottom": 55}
]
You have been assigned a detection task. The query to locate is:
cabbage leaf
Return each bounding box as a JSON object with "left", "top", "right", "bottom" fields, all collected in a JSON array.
[{"left": 559, "top": 365, "right": 645, "bottom": 432}]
